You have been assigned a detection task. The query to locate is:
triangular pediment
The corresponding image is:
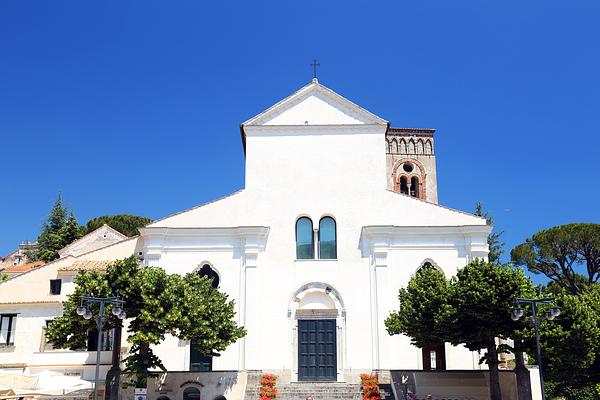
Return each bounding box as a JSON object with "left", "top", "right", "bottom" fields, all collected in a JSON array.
[{"left": 243, "top": 79, "right": 388, "bottom": 127}]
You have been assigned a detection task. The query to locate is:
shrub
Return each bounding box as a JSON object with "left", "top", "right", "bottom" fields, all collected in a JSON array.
[
  {"left": 360, "top": 374, "right": 381, "bottom": 400},
  {"left": 259, "top": 373, "right": 277, "bottom": 400}
]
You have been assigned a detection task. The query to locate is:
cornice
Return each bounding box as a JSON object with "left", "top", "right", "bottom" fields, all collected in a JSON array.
[
  {"left": 244, "top": 124, "right": 385, "bottom": 136},
  {"left": 361, "top": 225, "right": 491, "bottom": 239},
  {"left": 140, "top": 226, "right": 270, "bottom": 241}
]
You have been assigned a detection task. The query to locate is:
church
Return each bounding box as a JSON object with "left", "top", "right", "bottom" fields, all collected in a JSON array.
[{"left": 1, "top": 78, "right": 536, "bottom": 399}]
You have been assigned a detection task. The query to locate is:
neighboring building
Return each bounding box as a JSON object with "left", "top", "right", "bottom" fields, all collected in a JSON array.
[
  {"left": 1, "top": 261, "right": 46, "bottom": 279},
  {"left": 58, "top": 224, "right": 128, "bottom": 258},
  {"left": 0, "top": 79, "right": 539, "bottom": 399},
  {"left": 0, "top": 242, "right": 37, "bottom": 269}
]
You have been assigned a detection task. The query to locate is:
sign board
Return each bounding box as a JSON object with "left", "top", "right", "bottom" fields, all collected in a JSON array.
[{"left": 134, "top": 388, "right": 147, "bottom": 400}]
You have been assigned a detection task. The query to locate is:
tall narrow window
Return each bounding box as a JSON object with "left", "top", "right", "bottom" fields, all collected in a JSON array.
[
  {"left": 296, "top": 217, "right": 314, "bottom": 259},
  {"left": 0, "top": 314, "right": 16, "bottom": 345},
  {"left": 411, "top": 176, "right": 419, "bottom": 198},
  {"left": 198, "top": 264, "right": 219, "bottom": 288},
  {"left": 319, "top": 217, "right": 337, "bottom": 259},
  {"left": 399, "top": 176, "right": 409, "bottom": 195}
]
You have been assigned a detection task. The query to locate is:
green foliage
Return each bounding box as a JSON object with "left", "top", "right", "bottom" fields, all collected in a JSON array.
[
  {"left": 475, "top": 202, "right": 505, "bottom": 264},
  {"left": 28, "top": 194, "right": 86, "bottom": 262},
  {"left": 386, "top": 259, "right": 535, "bottom": 400},
  {"left": 546, "top": 381, "right": 600, "bottom": 400},
  {"left": 540, "top": 285, "right": 600, "bottom": 386},
  {"left": 86, "top": 215, "right": 152, "bottom": 237},
  {"left": 385, "top": 266, "right": 450, "bottom": 347},
  {"left": 511, "top": 223, "right": 600, "bottom": 294},
  {"left": 45, "top": 256, "right": 246, "bottom": 386},
  {"left": 442, "top": 259, "right": 535, "bottom": 352},
  {"left": 0, "top": 273, "right": 7, "bottom": 282}
]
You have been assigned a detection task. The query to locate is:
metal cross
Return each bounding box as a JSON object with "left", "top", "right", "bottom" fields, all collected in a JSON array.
[{"left": 310, "top": 59, "right": 320, "bottom": 79}]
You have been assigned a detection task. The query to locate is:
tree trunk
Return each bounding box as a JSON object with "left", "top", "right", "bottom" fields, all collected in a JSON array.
[
  {"left": 104, "top": 325, "right": 122, "bottom": 400},
  {"left": 137, "top": 342, "right": 150, "bottom": 388},
  {"left": 514, "top": 349, "right": 532, "bottom": 400},
  {"left": 487, "top": 341, "right": 503, "bottom": 400}
]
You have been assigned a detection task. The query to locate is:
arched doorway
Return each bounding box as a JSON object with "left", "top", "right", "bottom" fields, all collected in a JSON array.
[{"left": 288, "top": 283, "right": 346, "bottom": 382}]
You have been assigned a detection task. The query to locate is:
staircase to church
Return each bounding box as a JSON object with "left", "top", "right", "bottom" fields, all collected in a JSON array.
[{"left": 244, "top": 381, "right": 363, "bottom": 400}]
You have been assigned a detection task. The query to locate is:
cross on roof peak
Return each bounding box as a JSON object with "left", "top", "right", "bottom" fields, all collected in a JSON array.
[{"left": 310, "top": 59, "right": 320, "bottom": 80}]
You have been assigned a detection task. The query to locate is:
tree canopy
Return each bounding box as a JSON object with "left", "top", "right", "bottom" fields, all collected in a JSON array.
[
  {"left": 45, "top": 256, "right": 245, "bottom": 385},
  {"left": 86, "top": 215, "right": 152, "bottom": 237},
  {"left": 28, "top": 194, "right": 86, "bottom": 262},
  {"left": 511, "top": 223, "right": 600, "bottom": 294},
  {"left": 386, "top": 259, "right": 535, "bottom": 400}
]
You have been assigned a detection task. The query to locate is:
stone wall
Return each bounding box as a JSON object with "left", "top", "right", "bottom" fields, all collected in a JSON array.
[{"left": 143, "top": 371, "right": 247, "bottom": 400}]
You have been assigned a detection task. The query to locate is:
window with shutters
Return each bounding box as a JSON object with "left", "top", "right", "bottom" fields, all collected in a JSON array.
[
  {"left": 50, "top": 279, "right": 62, "bottom": 295},
  {"left": 0, "top": 314, "right": 17, "bottom": 346}
]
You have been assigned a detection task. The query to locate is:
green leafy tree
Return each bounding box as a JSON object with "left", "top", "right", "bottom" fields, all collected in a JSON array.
[
  {"left": 45, "top": 256, "right": 245, "bottom": 386},
  {"left": 386, "top": 259, "right": 535, "bottom": 400},
  {"left": 511, "top": 223, "right": 600, "bottom": 294},
  {"left": 385, "top": 265, "right": 451, "bottom": 346},
  {"left": 0, "top": 273, "right": 7, "bottom": 282},
  {"left": 28, "top": 194, "right": 86, "bottom": 262},
  {"left": 443, "top": 260, "right": 535, "bottom": 400},
  {"left": 475, "top": 202, "right": 506, "bottom": 264},
  {"left": 540, "top": 284, "right": 600, "bottom": 389},
  {"left": 86, "top": 215, "right": 152, "bottom": 237}
]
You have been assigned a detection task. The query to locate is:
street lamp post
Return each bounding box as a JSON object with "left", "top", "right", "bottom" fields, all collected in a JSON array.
[
  {"left": 77, "top": 295, "right": 126, "bottom": 400},
  {"left": 511, "top": 295, "right": 561, "bottom": 400}
]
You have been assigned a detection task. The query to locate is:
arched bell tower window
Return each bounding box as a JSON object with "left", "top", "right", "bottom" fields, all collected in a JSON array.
[
  {"left": 410, "top": 176, "right": 419, "bottom": 198},
  {"left": 399, "top": 176, "right": 409, "bottom": 195},
  {"left": 296, "top": 217, "right": 314, "bottom": 259},
  {"left": 198, "top": 264, "right": 219, "bottom": 289},
  {"left": 318, "top": 217, "right": 337, "bottom": 259}
]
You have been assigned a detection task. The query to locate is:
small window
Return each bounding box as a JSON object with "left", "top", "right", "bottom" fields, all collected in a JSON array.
[
  {"left": 198, "top": 264, "right": 219, "bottom": 289},
  {"left": 87, "top": 328, "right": 113, "bottom": 351},
  {"left": 50, "top": 279, "right": 62, "bottom": 295},
  {"left": 296, "top": 217, "right": 314, "bottom": 259},
  {"left": 318, "top": 217, "right": 337, "bottom": 259},
  {"left": 41, "top": 320, "right": 54, "bottom": 351},
  {"left": 183, "top": 387, "right": 201, "bottom": 400},
  {"left": 0, "top": 314, "right": 17, "bottom": 345}
]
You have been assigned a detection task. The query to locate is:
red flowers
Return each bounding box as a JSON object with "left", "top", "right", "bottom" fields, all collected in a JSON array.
[
  {"left": 259, "top": 373, "right": 278, "bottom": 399},
  {"left": 360, "top": 374, "right": 381, "bottom": 400}
]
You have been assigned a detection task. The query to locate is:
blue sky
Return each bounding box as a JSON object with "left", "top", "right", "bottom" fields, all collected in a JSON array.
[{"left": 1, "top": 1, "right": 599, "bottom": 284}]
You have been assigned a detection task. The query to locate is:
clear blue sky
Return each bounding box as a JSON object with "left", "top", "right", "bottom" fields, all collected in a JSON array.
[{"left": 1, "top": 1, "right": 599, "bottom": 284}]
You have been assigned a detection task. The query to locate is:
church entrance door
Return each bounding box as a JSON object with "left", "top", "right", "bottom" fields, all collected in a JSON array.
[{"left": 298, "top": 319, "right": 337, "bottom": 381}]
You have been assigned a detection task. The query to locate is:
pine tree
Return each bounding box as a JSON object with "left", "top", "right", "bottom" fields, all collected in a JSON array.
[
  {"left": 60, "top": 212, "right": 85, "bottom": 248},
  {"left": 29, "top": 194, "right": 83, "bottom": 262},
  {"left": 475, "top": 201, "right": 506, "bottom": 264}
]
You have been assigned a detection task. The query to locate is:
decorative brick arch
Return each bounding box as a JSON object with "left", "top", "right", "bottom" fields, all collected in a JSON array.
[{"left": 392, "top": 158, "right": 427, "bottom": 200}]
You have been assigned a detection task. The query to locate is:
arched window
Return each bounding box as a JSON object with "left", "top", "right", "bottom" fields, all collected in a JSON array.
[
  {"left": 318, "top": 217, "right": 337, "bottom": 259},
  {"left": 399, "top": 139, "right": 407, "bottom": 154},
  {"left": 296, "top": 217, "right": 314, "bottom": 259},
  {"left": 198, "top": 264, "right": 219, "bottom": 289},
  {"left": 183, "top": 387, "right": 201, "bottom": 400},
  {"left": 399, "top": 176, "right": 409, "bottom": 195},
  {"left": 425, "top": 140, "right": 433, "bottom": 155},
  {"left": 410, "top": 176, "right": 419, "bottom": 198}
]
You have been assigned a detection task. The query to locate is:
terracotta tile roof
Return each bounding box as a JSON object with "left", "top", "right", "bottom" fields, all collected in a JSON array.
[
  {"left": 58, "top": 260, "right": 113, "bottom": 271},
  {"left": 2, "top": 261, "right": 45, "bottom": 273}
]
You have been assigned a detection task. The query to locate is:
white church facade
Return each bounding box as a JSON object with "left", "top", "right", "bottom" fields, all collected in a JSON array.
[{"left": 0, "top": 79, "right": 520, "bottom": 397}]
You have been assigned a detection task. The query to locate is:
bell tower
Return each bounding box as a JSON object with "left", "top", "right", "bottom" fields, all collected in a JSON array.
[{"left": 386, "top": 127, "right": 438, "bottom": 204}]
